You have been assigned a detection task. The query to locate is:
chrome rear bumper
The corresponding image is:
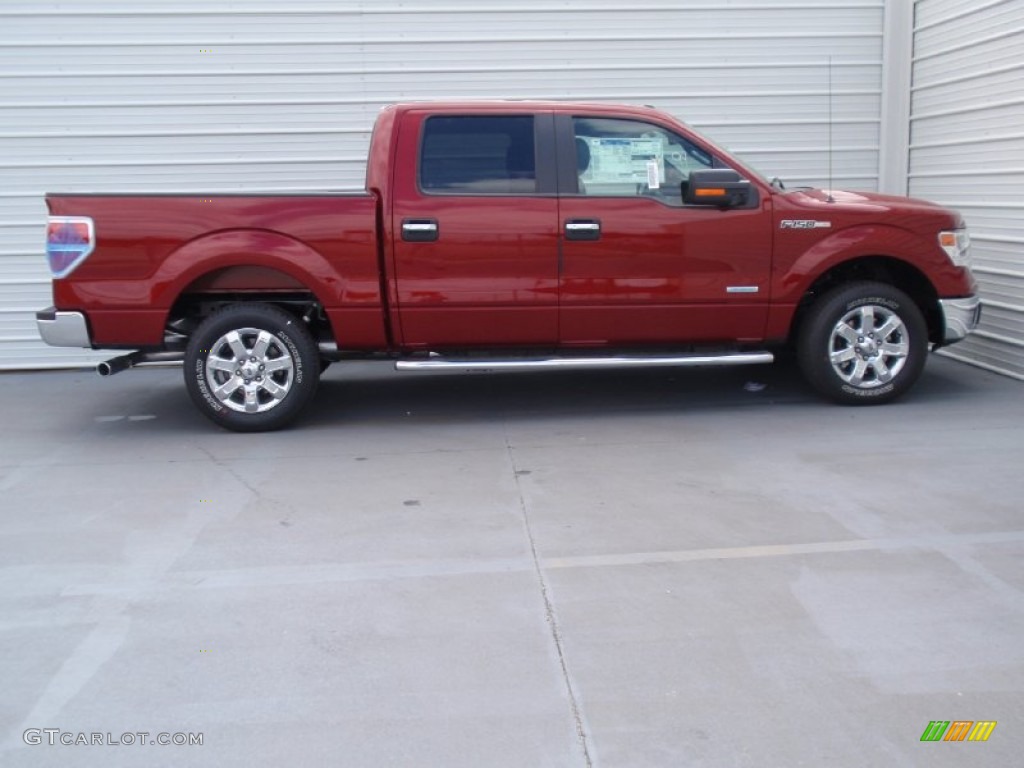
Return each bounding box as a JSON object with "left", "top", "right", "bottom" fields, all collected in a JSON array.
[{"left": 36, "top": 307, "right": 91, "bottom": 348}]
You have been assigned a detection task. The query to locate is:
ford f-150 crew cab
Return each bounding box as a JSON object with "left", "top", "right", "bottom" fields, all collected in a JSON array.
[{"left": 37, "top": 101, "right": 980, "bottom": 431}]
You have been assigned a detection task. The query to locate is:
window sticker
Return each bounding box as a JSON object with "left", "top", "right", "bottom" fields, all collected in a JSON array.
[
  {"left": 646, "top": 160, "right": 660, "bottom": 189},
  {"left": 580, "top": 137, "right": 665, "bottom": 187}
]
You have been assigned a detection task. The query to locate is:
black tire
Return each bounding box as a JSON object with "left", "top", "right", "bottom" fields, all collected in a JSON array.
[
  {"left": 797, "top": 281, "right": 928, "bottom": 405},
  {"left": 184, "top": 303, "right": 319, "bottom": 431}
]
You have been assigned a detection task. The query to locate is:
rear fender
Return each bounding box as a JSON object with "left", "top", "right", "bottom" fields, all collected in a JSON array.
[{"left": 155, "top": 229, "right": 341, "bottom": 308}]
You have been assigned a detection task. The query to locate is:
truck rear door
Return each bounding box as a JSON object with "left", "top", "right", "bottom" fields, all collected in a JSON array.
[{"left": 390, "top": 110, "right": 559, "bottom": 348}]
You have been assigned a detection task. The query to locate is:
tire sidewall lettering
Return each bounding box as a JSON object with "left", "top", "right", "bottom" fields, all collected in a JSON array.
[
  {"left": 276, "top": 331, "right": 303, "bottom": 385},
  {"left": 841, "top": 382, "right": 895, "bottom": 398},
  {"left": 194, "top": 358, "right": 224, "bottom": 413},
  {"left": 846, "top": 296, "right": 899, "bottom": 312}
]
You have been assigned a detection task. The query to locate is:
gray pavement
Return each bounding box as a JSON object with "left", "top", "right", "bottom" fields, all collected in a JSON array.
[{"left": 0, "top": 354, "right": 1022, "bottom": 767}]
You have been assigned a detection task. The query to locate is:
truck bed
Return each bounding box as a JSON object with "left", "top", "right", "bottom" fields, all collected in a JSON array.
[{"left": 45, "top": 192, "right": 386, "bottom": 349}]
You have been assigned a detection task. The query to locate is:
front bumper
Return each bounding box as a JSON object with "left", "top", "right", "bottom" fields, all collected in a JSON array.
[
  {"left": 36, "top": 307, "right": 92, "bottom": 348},
  {"left": 938, "top": 296, "right": 981, "bottom": 344}
]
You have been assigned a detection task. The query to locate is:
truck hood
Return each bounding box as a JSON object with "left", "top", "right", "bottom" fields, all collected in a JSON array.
[{"left": 783, "top": 188, "right": 962, "bottom": 227}]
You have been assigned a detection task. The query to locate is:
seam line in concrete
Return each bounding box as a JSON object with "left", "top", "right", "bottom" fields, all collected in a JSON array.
[{"left": 505, "top": 436, "right": 593, "bottom": 768}]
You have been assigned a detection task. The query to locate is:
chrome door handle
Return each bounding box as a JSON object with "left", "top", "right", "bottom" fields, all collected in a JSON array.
[
  {"left": 565, "top": 219, "right": 601, "bottom": 241},
  {"left": 402, "top": 219, "right": 439, "bottom": 242}
]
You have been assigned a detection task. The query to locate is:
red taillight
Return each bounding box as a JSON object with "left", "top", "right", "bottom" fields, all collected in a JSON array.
[{"left": 46, "top": 216, "right": 95, "bottom": 278}]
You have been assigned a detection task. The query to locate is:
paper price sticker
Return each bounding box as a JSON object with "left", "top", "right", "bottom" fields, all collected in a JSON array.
[
  {"left": 582, "top": 137, "right": 665, "bottom": 188},
  {"left": 646, "top": 160, "right": 660, "bottom": 189}
]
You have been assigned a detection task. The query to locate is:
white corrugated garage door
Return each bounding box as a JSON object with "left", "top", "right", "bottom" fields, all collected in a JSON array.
[
  {"left": 910, "top": 0, "right": 1024, "bottom": 379},
  {"left": 0, "top": 0, "right": 885, "bottom": 369}
]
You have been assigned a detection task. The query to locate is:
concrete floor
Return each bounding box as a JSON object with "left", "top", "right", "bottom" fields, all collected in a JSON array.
[{"left": 0, "top": 354, "right": 1021, "bottom": 767}]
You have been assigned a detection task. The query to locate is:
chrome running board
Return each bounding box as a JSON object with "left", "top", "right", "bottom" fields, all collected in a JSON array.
[{"left": 395, "top": 351, "right": 774, "bottom": 373}]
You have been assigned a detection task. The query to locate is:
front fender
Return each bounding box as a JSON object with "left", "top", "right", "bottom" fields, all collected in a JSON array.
[{"left": 773, "top": 223, "right": 960, "bottom": 303}]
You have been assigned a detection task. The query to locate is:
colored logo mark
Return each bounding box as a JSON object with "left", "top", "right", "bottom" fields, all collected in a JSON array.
[{"left": 920, "top": 721, "right": 996, "bottom": 742}]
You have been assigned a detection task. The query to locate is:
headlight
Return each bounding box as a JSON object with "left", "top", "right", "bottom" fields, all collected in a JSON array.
[{"left": 938, "top": 228, "right": 970, "bottom": 268}]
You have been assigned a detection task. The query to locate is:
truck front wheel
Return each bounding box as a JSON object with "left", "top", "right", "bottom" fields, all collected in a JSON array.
[
  {"left": 184, "top": 303, "right": 320, "bottom": 431},
  {"left": 797, "top": 282, "right": 928, "bottom": 405}
]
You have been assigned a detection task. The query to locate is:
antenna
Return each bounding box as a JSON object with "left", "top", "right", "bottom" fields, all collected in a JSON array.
[{"left": 826, "top": 56, "right": 835, "bottom": 203}]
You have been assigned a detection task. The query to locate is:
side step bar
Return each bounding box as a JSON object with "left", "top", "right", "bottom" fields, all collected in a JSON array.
[
  {"left": 395, "top": 351, "right": 774, "bottom": 373},
  {"left": 98, "top": 348, "right": 773, "bottom": 376}
]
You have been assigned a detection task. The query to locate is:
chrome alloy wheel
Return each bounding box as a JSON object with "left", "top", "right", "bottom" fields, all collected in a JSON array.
[
  {"left": 204, "top": 327, "right": 295, "bottom": 413},
  {"left": 828, "top": 304, "right": 909, "bottom": 389}
]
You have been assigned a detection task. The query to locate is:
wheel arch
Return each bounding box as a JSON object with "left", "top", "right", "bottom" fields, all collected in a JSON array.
[
  {"left": 788, "top": 255, "right": 944, "bottom": 345},
  {"left": 155, "top": 230, "right": 341, "bottom": 343}
]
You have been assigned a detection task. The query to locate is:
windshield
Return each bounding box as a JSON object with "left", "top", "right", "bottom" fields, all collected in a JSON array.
[{"left": 678, "top": 121, "right": 776, "bottom": 188}]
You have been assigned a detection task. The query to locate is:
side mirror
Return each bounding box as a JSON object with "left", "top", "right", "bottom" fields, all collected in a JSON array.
[{"left": 684, "top": 169, "right": 752, "bottom": 208}]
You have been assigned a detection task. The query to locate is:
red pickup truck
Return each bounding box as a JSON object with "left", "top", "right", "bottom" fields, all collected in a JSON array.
[{"left": 38, "top": 101, "right": 980, "bottom": 431}]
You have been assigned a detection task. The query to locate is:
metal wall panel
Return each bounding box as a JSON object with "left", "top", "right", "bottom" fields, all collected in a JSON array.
[
  {"left": 0, "top": 0, "right": 884, "bottom": 369},
  {"left": 910, "top": 0, "right": 1024, "bottom": 380}
]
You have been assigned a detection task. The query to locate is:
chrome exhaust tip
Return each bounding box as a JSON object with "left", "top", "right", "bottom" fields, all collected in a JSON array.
[{"left": 97, "top": 351, "right": 184, "bottom": 376}]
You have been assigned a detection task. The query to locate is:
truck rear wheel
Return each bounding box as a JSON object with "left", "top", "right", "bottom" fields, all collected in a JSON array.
[
  {"left": 797, "top": 281, "right": 927, "bottom": 405},
  {"left": 184, "top": 303, "right": 319, "bottom": 431}
]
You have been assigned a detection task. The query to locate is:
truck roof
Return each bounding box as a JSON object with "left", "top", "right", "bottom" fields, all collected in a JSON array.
[{"left": 383, "top": 100, "right": 666, "bottom": 119}]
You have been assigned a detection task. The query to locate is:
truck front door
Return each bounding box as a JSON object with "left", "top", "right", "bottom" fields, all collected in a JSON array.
[
  {"left": 391, "top": 111, "right": 559, "bottom": 348},
  {"left": 556, "top": 115, "right": 772, "bottom": 346}
]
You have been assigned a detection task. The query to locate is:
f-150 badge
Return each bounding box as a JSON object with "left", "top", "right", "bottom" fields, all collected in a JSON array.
[{"left": 781, "top": 220, "right": 832, "bottom": 229}]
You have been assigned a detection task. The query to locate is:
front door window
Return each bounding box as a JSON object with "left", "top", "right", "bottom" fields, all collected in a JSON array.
[{"left": 572, "top": 117, "right": 715, "bottom": 205}]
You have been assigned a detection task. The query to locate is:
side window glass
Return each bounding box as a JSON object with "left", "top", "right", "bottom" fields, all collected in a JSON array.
[
  {"left": 420, "top": 116, "right": 536, "bottom": 195},
  {"left": 572, "top": 117, "right": 714, "bottom": 205}
]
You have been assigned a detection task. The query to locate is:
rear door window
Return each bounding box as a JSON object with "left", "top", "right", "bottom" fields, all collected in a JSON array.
[{"left": 420, "top": 116, "right": 537, "bottom": 195}]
